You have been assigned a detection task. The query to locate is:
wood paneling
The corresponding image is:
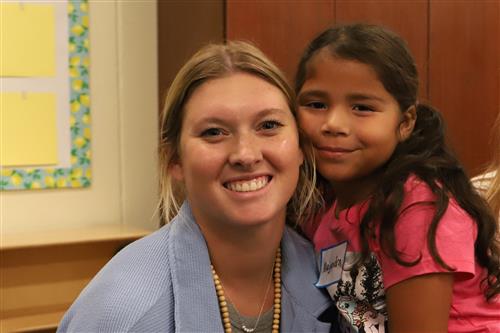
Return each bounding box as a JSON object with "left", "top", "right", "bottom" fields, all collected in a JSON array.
[
  {"left": 1, "top": 226, "right": 148, "bottom": 332},
  {"left": 226, "top": 0, "right": 335, "bottom": 81},
  {"left": 157, "top": 0, "right": 224, "bottom": 107},
  {"left": 159, "top": 0, "right": 499, "bottom": 175},
  {"left": 429, "top": 0, "right": 499, "bottom": 174},
  {"left": 1, "top": 242, "right": 118, "bottom": 332},
  {"left": 335, "top": 0, "right": 429, "bottom": 100}
]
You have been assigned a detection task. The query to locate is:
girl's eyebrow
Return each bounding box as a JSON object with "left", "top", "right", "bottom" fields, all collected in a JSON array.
[
  {"left": 346, "top": 93, "right": 385, "bottom": 102},
  {"left": 298, "top": 90, "right": 385, "bottom": 104},
  {"left": 297, "top": 90, "right": 329, "bottom": 100}
]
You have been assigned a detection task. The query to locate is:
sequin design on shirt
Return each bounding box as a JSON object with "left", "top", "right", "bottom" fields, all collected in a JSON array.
[{"left": 326, "top": 252, "right": 388, "bottom": 333}]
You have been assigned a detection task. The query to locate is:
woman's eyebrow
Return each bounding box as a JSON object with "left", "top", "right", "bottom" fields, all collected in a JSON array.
[
  {"left": 256, "top": 108, "right": 289, "bottom": 117},
  {"left": 193, "top": 108, "right": 289, "bottom": 125},
  {"left": 193, "top": 116, "right": 224, "bottom": 124}
]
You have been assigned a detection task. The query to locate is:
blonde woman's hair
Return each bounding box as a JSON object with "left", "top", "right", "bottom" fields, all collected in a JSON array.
[{"left": 159, "top": 41, "right": 320, "bottom": 226}]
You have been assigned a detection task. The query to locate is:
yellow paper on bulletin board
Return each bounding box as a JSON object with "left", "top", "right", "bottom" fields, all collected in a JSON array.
[
  {"left": 0, "top": 93, "right": 58, "bottom": 166},
  {"left": 0, "top": 4, "right": 56, "bottom": 77}
]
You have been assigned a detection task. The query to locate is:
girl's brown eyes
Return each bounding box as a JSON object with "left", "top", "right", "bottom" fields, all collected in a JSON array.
[
  {"left": 302, "top": 102, "right": 328, "bottom": 110},
  {"left": 352, "top": 104, "right": 375, "bottom": 112}
]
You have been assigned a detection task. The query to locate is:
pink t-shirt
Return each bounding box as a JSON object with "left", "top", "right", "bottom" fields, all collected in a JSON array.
[{"left": 307, "top": 176, "right": 500, "bottom": 333}]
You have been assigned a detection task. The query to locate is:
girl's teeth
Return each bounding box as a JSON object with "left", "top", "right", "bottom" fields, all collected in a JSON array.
[{"left": 226, "top": 177, "right": 269, "bottom": 192}]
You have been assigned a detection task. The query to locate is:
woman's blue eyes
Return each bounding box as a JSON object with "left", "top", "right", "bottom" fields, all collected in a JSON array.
[
  {"left": 260, "top": 120, "right": 283, "bottom": 130},
  {"left": 200, "top": 120, "right": 283, "bottom": 138},
  {"left": 201, "top": 128, "right": 223, "bottom": 137}
]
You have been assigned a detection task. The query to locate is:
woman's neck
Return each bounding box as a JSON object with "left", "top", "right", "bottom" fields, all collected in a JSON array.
[{"left": 198, "top": 219, "right": 284, "bottom": 316}]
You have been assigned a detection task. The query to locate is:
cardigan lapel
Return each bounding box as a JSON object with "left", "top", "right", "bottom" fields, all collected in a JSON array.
[
  {"left": 168, "top": 202, "right": 224, "bottom": 332},
  {"left": 167, "top": 202, "right": 332, "bottom": 332},
  {"left": 280, "top": 228, "right": 332, "bottom": 332}
]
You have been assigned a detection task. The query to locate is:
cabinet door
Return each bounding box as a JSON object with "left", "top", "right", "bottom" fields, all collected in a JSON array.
[
  {"left": 226, "top": 0, "right": 335, "bottom": 81},
  {"left": 224, "top": 0, "right": 499, "bottom": 174},
  {"left": 429, "top": 0, "right": 499, "bottom": 174},
  {"left": 335, "top": 0, "right": 429, "bottom": 101}
]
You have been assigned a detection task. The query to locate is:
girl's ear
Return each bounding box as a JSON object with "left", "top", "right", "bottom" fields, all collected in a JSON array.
[{"left": 399, "top": 105, "right": 417, "bottom": 142}]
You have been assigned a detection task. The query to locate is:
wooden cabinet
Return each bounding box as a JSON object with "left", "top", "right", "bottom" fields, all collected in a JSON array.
[
  {"left": 1, "top": 226, "right": 149, "bottom": 332},
  {"left": 220, "top": 0, "right": 500, "bottom": 175},
  {"left": 157, "top": 0, "right": 224, "bottom": 106},
  {"left": 226, "top": 1, "right": 334, "bottom": 81},
  {"left": 428, "top": 1, "right": 499, "bottom": 175}
]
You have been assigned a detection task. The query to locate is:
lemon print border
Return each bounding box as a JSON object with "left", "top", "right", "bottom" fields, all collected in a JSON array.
[{"left": 0, "top": 0, "right": 91, "bottom": 190}]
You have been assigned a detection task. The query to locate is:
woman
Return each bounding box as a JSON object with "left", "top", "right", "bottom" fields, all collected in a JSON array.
[
  {"left": 472, "top": 112, "right": 500, "bottom": 220},
  {"left": 57, "top": 41, "right": 332, "bottom": 332}
]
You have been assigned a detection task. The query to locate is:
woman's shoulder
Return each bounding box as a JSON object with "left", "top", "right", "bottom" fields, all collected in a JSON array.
[
  {"left": 283, "top": 226, "right": 320, "bottom": 279},
  {"left": 57, "top": 225, "right": 175, "bottom": 332},
  {"left": 471, "top": 170, "right": 497, "bottom": 192},
  {"left": 284, "top": 226, "right": 315, "bottom": 256},
  {"left": 96, "top": 223, "right": 174, "bottom": 282}
]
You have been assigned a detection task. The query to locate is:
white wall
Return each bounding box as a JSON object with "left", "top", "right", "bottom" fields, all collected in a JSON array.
[{"left": 1, "top": 0, "right": 159, "bottom": 234}]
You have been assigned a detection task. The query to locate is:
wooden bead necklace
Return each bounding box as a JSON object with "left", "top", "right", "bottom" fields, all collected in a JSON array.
[{"left": 211, "top": 246, "right": 281, "bottom": 333}]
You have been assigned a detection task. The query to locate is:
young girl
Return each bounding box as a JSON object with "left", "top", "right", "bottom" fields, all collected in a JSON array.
[{"left": 296, "top": 23, "right": 500, "bottom": 333}]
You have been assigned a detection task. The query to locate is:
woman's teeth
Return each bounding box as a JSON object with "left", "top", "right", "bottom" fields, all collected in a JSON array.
[{"left": 225, "top": 176, "right": 269, "bottom": 192}]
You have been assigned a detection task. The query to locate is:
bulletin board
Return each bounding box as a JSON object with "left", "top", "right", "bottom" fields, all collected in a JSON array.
[{"left": 0, "top": 0, "right": 91, "bottom": 190}]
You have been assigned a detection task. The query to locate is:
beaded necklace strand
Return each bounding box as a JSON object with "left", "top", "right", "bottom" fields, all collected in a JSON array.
[{"left": 211, "top": 246, "right": 281, "bottom": 333}]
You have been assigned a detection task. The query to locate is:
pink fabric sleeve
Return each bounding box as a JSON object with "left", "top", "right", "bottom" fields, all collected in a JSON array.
[{"left": 377, "top": 179, "right": 477, "bottom": 289}]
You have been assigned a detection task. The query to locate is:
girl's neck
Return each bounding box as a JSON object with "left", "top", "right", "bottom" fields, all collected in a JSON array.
[{"left": 331, "top": 173, "right": 381, "bottom": 212}]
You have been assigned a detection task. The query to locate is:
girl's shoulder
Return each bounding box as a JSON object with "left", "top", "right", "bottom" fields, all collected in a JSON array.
[
  {"left": 380, "top": 176, "right": 479, "bottom": 290},
  {"left": 401, "top": 174, "right": 436, "bottom": 205},
  {"left": 400, "top": 174, "right": 472, "bottom": 221}
]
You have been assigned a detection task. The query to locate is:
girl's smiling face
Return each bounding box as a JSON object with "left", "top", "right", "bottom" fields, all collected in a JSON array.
[
  {"left": 171, "top": 72, "right": 303, "bottom": 232},
  {"left": 297, "top": 49, "right": 414, "bottom": 202}
]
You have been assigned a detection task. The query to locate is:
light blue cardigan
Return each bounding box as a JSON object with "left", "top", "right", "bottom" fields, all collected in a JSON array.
[{"left": 58, "top": 202, "right": 332, "bottom": 332}]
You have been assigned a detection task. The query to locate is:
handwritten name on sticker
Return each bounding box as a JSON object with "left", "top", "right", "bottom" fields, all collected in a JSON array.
[
  {"left": 322, "top": 256, "right": 342, "bottom": 274},
  {"left": 315, "top": 241, "right": 347, "bottom": 288}
]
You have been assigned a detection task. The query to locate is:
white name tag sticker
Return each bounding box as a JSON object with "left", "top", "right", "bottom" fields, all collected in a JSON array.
[{"left": 315, "top": 241, "right": 347, "bottom": 288}]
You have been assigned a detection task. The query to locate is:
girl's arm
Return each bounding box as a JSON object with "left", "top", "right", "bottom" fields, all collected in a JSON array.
[{"left": 386, "top": 272, "right": 453, "bottom": 332}]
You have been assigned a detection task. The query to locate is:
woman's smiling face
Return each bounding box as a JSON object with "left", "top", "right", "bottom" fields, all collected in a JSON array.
[{"left": 171, "top": 72, "right": 303, "bottom": 231}]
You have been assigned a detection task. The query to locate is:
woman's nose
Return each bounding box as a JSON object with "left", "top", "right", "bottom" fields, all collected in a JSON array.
[
  {"left": 321, "top": 108, "right": 351, "bottom": 136},
  {"left": 228, "top": 134, "right": 263, "bottom": 168}
]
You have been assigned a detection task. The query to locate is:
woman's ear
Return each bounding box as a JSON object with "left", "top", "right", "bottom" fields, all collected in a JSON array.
[
  {"left": 169, "top": 161, "right": 184, "bottom": 182},
  {"left": 399, "top": 105, "right": 417, "bottom": 142},
  {"left": 299, "top": 146, "right": 305, "bottom": 167}
]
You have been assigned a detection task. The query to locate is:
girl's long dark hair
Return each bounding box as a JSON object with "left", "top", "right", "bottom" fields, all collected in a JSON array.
[{"left": 296, "top": 23, "right": 500, "bottom": 300}]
